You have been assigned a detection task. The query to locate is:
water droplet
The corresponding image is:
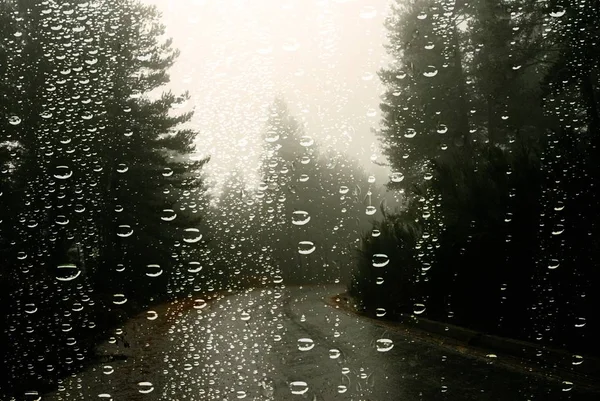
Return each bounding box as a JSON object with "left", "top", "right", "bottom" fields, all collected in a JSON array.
[
  {"left": 103, "top": 365, "right": 114, "bottom": 375},
  {"left": 437, "top": 124, "right": 448, "bottom": 134},
  {"left": 423, "top": 66, "right": 438, "bottom": 77},
  {"left": 339, "top": 186, "right": 349, "bottom": 194},
  {"left": 299, "top": 136, "right": 314, "bottom": 147},
  {"left": 8, "top": 116, "right": 21, "bottom": 125},
  {"left": 548, "top": 259, "right": 560, "bottom": 270},
  {"left": 298, "top": 241, "right": 316, "bottom": 255},
  {"left": 404, "top": 128, "right": 417, "bottom": 139},
  {"left": 146, "top": 311, "right": 158, "bottom": 320},
  {"left": 116, "top": 163, "right": 128, "bottom": 173},
  {"left": 162, "top": 167, "right": 173, "bottom": 177},
  {"left": 145, "top": 264, "right": 163, "bottom": 278},
  {"left": 290, "top": 381, "right": 309, "bottom": 395},
  {"left": 187, "top": 261, "right": 202, "bottom": 273},
  {"left": 376, "top": 276, "right": 384, "bottom": 285},
  {"left": 292, "top": 211, "right": 311, "bottom": 226},
  {"left": 53, "top": 166, "right": 73, "bottom": 180},
  {"left": 572, "top": 355, "right": 583, "bottom": 365},
  {"left": 183, "top": 228, "right": 202, "bottom": 243},
  {"left": 337, "top": 385, "right": 348, "bottom": 393},
  {"left": 112, "top": 294, "right": 127, "bottom": 305},
  {"left": 424, "top": 172, "right": 433, "bottom": 180},
  {"left": 298, "top": 174, "right": 309, "bottom": 182},
  {"left": 56, "top": 264, "right": 81, "bottom": 282},
  {"left": 193, "top": 299, "right": 207, "bottom": 309},
  {"left": 138, "top": 382, "right": 154, "bottom": 394},
  {"left": 24, "top": 303, "right": 38, "bottom": 314},
  {"left": 550, "top": 9, "right": 566, "bottom": 18},
  {"left": 376, "top": 308, "right": 386, "bottom": 317},
  {"left": 117, "top": 225, "right": 133, "bottom": 237},
  {"left": 375, "top": 338, "right": 394, "bottom": 352},
  {"left": 366, "top": 206, "right": 377, "bottom": 215},
  {"left": 161, "top": 209, "right": 177, "bottom": 221},
  {"left": 561, "top": 381, "right": 573, "bottom": 392},
  {"left": 372, "top": 229, "right": 381, "bottom": 237},
  {"left": 372, "top": 254, "right": 389, "bottom": 268},
  {"left": 329, "top": 348, "right": 341, "bottom": 359},
  {"left": 240, "top": 311, "right": 251, "bottom": 321},
  {"left": 417, "top": 12, "right": 428, "bottom": 19},
  {"left": 575, "top": 317, "right": 586, "bottom": 328},
  {"left": 297, "top": 338, "right": 314, "bottom": 351},
  {"left": 390, "top": 172, "right": 404, "bottom": 183},
  {"left": 413, "top": 303, "right": 426, "bottom": 315}
]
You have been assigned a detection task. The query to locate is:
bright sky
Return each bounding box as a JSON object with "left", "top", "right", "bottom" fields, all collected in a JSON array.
[{"left": 145, "top": 0, "right": 393, "bottom": 192}]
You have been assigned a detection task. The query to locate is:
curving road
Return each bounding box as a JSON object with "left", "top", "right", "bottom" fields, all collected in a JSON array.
[{"left": 48, "top": 285, "right": 597, "bottom": 400}]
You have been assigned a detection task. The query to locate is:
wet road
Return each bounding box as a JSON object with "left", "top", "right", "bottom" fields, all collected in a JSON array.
[{"left": 48, "top": 285, "right": 596, "bottom": 400}]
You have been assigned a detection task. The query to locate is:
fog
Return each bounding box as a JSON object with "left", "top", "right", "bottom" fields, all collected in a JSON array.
[{"left": 145, "top": 0, "right": 392, "bottom": 191}]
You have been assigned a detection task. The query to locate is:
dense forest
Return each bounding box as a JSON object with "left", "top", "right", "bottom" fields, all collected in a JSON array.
[
  {"left": 350, "top": 0, "right": 600, "bottom": 358},
  {"left": 0, "top": 0, "right": 210, "bottom": 396}
]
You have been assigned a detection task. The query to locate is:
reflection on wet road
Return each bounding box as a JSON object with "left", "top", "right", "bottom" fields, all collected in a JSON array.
[{"left": 49, "top": 286, "right": 596, "bottom": 400}]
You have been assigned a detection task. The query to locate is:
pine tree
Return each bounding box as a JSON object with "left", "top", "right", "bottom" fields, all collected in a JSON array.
[{"left": 0, "top": 0, "right": 208, "bottom": 395}]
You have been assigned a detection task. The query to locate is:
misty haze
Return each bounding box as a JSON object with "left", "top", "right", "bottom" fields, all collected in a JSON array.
[{"left": 0, "top": 0, "right": 599, "bottom": 400}]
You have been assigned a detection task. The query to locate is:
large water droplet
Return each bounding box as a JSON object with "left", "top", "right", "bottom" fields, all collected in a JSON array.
[
  {"left": 187, "top": 261, "right": 202, "bottom": 273},
  {"left": 298, "top": 241, "right": 316, "bottom": 255},
  {"left": 297, "top": 338, "right": 314, "bottom": 351},
  {"left": 112, "top": 294, "right": 127, "bottom": 305},
  {"left": 372, "top": 254, "right": 389, "bottom": 268},
  {"left": 183, "top": 228, "right": 202, "bottom": 243},
  {"left": 290, "top": 381, "right": 309, "bottom": 395},
  {"left": 56, "top": 264, "right": 81, "bottom": 282},
  {"left": 423, "top": 66, "right": 438, "bottom": 77},
  {"left": 413, "top": 303, "right": 426, "bottom": 315},
  {"left": 161, "top": 209, "right": 177, "bottom": 221},
  {"left": 375, "top": 338, "right": 394, "bottom": 352},
  {"left": 390, "top": 172, "right": 404, "bottom": 183},
  {"left": 292, "top": 211, "right": 310, "bottom": 226},
  {"left": 53, "top": 166, "right": 73, "bottom": 180},
  {"left": 145, "top": 264, "right": 163, "bottom": 278},
  {"left": 117, "top": 225, "right": 133, "bottom": 237},
  {"left": 329, "top": 348, "right": 341, "bottom": 359},
  {"left": 137, "top": 382, "right": 154, "bottom": 394}
]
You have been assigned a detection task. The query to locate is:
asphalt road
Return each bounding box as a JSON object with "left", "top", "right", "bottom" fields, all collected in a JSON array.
[{"left": 48, "top": 285, "right": 597, "bottom": 400}]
